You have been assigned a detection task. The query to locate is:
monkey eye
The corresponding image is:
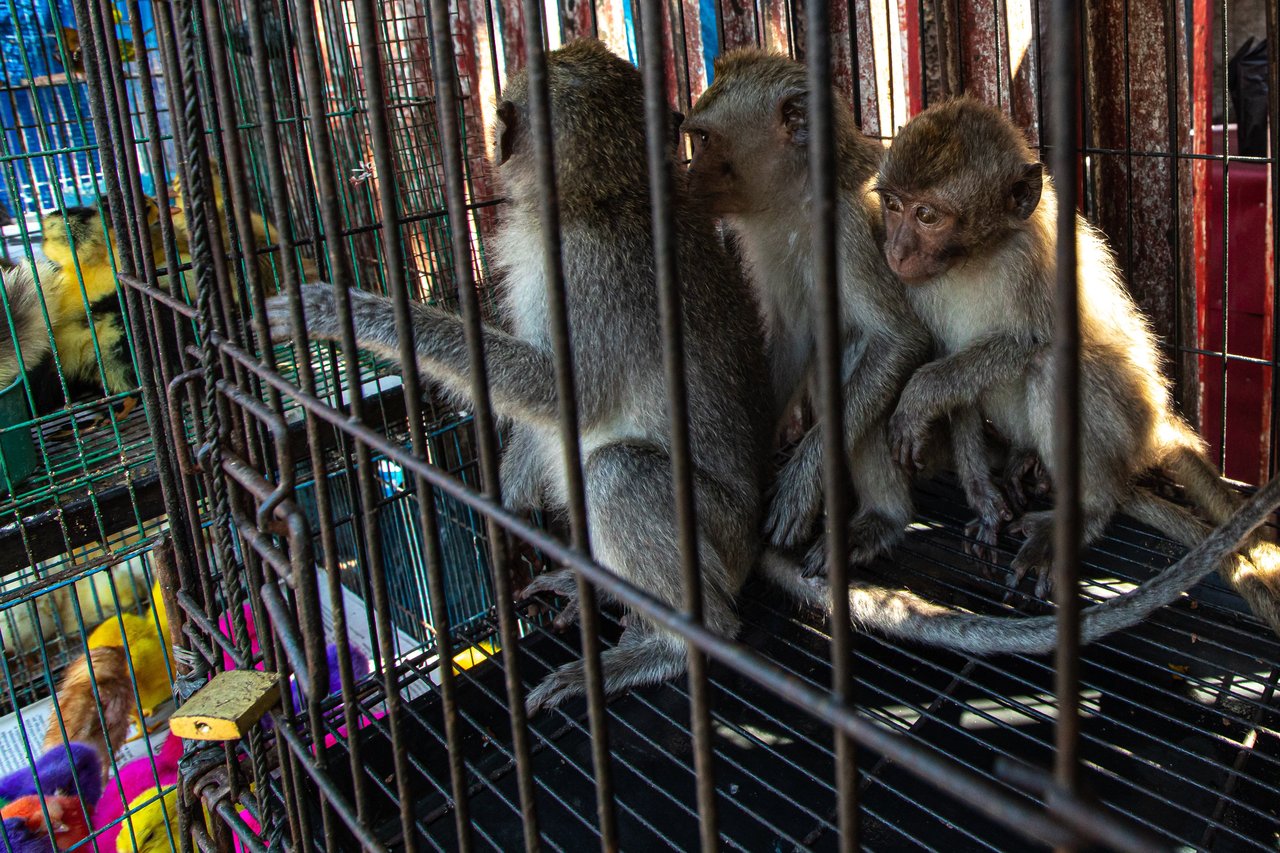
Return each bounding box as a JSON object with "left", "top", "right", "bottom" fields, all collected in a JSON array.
[
  {"left": 882, "top": 194, "right": 903, "bottom": 213},
  {"left": 915, "top": 205, "right": 940, "bottom": 225},
  {"left": 690, "top": 129, "right": 709, "bottom": 146}
]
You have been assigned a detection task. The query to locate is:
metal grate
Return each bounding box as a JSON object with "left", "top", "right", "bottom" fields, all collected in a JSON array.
[
  {"left": 262, "top": 478, "right": 1280, "bottom": 850},
  {"left": 41, "top": 0, "right": 1280, "bottom": 847}
]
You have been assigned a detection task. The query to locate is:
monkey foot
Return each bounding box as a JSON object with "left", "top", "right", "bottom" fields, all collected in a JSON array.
[
  {"left": 801, "top": 513, "right": 902, "bottom": 576},
  {"left": 1007, "top": 515, "right": 1054, "bottom": 600},
  {"left": 1004, "top": 452, "right": 1052, "bottom": 515},
  {"left": 962, "top": 517, "right": 1003, "bottom": 569},
  {"left": 517, "top": 569, "right": 581, "bottom": 631}
]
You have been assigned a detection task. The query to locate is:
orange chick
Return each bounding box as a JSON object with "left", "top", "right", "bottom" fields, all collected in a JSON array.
[
  {"left": 86, "top": 601, "right": 173, "bottom": 716},
  {"left": 1, "top": 793, "right": 91, "bottom": 849},
  {"left": 43, "top": 645, "right": 136, "bottom": 777}
]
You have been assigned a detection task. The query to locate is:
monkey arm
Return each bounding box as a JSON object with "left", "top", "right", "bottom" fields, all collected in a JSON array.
[
  {"left": 890, "top": 333, "right": 1043, "bottom": 469},
  {"left": 266, "top": 285, "right": 572, "bottom": 426},
  {"left": 765, "top": 330, "right": 923, "bottom": 548}
]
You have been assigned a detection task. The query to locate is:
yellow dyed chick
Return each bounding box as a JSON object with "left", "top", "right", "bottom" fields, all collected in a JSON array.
[
  {"left": 39, "top": 204, "right": 142, "bottom": 420},
  {"left": 86, "top": 592, "right": 173, "bottom": 717},
  {"left": 117, "top": 786, "right": 177, "bottom": 853},
  {"left": 170, "top": 161, "right": 318, "bottom": 294}
]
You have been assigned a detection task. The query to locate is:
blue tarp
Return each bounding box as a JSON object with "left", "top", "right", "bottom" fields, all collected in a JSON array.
[{"left": 0, "top": 0, "right": 159, "bottom": 220}]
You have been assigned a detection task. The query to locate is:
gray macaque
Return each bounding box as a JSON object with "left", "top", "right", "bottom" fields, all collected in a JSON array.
[
  {"left": 684, "top": 50, "right": 1012, "bottom": 575},
  {"left": 267, "top": 39, "right": 773, "bottom": 712}
]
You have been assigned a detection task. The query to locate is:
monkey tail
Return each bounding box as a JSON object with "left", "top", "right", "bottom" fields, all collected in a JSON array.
[
  {"left": 1150, "top": 425, "right": 1280, "bottom": 636},
  {"left": 1157, "top": 422, "right": 1242, "bottom": 525},
  {"left": 757, "top": 472, "right": 1280, "bottom": 654}
]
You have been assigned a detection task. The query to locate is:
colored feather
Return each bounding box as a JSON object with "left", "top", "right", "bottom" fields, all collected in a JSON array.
[
  {"left": 0, "top": 793, "right": 91, "bottom": 851},
  {"left": 93, "top": 735, "right": 181, "bottom": 853},
  {"left": 42, "top": 646, "right": 135, "bottom": 776},
  {"left": 0, "top": 743, "right": 101, "bottom": 804},
  {"left": 114, "top": 787, "right": 176, "bottom": 853}
]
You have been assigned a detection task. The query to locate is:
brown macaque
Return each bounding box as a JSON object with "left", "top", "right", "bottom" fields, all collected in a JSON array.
[{"left": 874, "top": 96, "right": 1280, "bottom": 636}]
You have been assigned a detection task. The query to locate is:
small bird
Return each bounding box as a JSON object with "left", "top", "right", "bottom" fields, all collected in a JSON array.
[
  {"left": 58, "top": 23, "right": 136, "bottom": 76},
  {"left": 0, "top": 742, "right": 101, "bottom": 804},
  {"left": 42, "top": 646, "right": 137, "bottom": 777},
  {"left": 1, "top": 557, "right": 150, "bottom": 662},
  {"left": 0, "top": 794, "right": 92, "bottom": 851},
  {"left": 38, "top": 204, "right": 140, "bottom": 421},
  {"left": 93, "top": 734, "right": 181, "bottom": 853},
  {"left": 86, "top": 593, "right": 173, "bottom": 717},
  {"left": 169, "top": 161, "right": 317, "bottom": 295},
  {"left": 115, "top": 786, "right": 177, "bottom": 853}
]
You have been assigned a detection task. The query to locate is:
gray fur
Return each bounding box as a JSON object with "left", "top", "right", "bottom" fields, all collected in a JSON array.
[
  {"left": 760, "top": 466, "right": 1280, "bottom": 652},
  {"left": 687, "top": 50, "right": 956, "bottom": 570},
  {"left": 267, "top": 40, "right": 772, "bottom": 713},
  {"left": 0, "top": 260, "right": 57, "bottom": 389}
]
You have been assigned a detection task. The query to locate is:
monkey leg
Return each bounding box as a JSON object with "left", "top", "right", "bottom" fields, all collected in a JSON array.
[
  {"left": 802, "top": 427, "right": 912, "bottom": 576},
  {"left": 764, "top": 427, "right": 822, "bottom": 551},
  {"left": 523, "top": 442, "right": 745, "bottom": 714},
  {"left": 950, "top": 406, "right": 1014, "bottom": 567},
  {"left": 499, "top": 424, "right": 546, "bottom": 512}
]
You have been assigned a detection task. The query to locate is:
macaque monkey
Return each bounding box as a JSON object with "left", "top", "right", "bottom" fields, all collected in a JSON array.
[
  {"left": 875, "top": 96, "right": 1280, "bottom": 634},
  {"left": 684, "top": 50, "right": 1011, "bottom": 574},
  {"left": 266, "top": 40, "right": 773, "bottom": 712}
]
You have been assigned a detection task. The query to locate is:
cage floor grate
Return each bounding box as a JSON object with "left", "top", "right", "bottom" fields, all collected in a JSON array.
[{"left": 286, "top": 478, "right": 1280, "bottom": 851}]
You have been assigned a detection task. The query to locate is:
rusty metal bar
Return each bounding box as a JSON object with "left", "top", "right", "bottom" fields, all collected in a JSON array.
[
  {"left": 519, "top": 9, "right": 618, "bottom": 850},
  {"left": 638, "top": 0, "right": 720, "bottom": 846},
  {"left": 422, "top": 0, "right": 542, "bottom": 847},
  {"left": 1048, "top": 0, "right": 1083, "bottom": 843},
  {"left": 805, "top": 0, "right": 857, "bottom": 848}
]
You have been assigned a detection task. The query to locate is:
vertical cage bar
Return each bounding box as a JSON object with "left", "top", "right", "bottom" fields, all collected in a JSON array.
[
  {"left": 1048, "top": 0, "right": 1082, "bottom": 832},
  {"left": 637, "top": 1, "right": 721, "bottom": 850},
  {"left": 518, "top": 5, "right": 619, "bottom": 849},
  {"left": 350, "top": 0, "right": 478, "bottom": 843},
  {"left": 1267, "top": 0, "right": 1280, "bottom": 475},
  {"left": 423, "top": 0, "right": 543, "bottom": 847},
  {"left": 806, "top": 0, "right": 857, "bottom": 850}
]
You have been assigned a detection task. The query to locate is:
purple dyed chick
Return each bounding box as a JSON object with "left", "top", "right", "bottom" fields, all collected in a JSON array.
[{"left": 0, "top": 743, "right": 101, "bottom": 806}]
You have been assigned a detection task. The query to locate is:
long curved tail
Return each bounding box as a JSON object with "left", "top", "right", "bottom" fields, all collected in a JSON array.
[
  {"left": 1154, "top": 424, "right": 1280, "bottom": 636},
  {"left": 758, "top": 473, "right": 1280, "bottom": 655}
]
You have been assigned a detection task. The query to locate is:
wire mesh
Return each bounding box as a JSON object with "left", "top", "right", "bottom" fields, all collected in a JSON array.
[{"left": 20, "top": 0, "right": 1279, "bottom": 849}]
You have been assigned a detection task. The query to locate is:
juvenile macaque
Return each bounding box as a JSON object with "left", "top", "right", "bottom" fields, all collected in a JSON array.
[
  {"left": 875, "top": 96, "right": 1280, "bottom": 633},
  {"left": 267, "top": 40, "right": 773, "bottom": 711},
  {"left": 684, "top": 51, "right": 1010, "bottom": 574}
]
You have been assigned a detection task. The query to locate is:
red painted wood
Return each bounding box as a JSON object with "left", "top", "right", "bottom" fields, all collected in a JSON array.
[
  {"left": 852, "top": 0, "right": 879, "bottom": 133},
  {"left": 718, "top": 0, "right": 760, "bottom": 51},
  {"left": 561, "top": 0, "right": 598, "bottom": 39},
  {"left": 498, "top": 0, "right": 527, "bottom": 73},
  {"left": 1201, "top": 158, "right": 1272, "bottom": 484},
  {"left": 899, "top": 0, "right": 921, "bottom": 115}
]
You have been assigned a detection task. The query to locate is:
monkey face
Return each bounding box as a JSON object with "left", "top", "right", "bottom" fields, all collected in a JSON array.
[
  {"left": 876, "top": 190, "right": 963, "bottom": 284},
  {"left": 683, "top": 123, "right": 751, "bottom": 215}
]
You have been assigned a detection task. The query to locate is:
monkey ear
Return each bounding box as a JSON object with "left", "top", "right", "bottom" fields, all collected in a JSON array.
[
  {"left": 778, "top": 93, "right": 808, "bottom": 145},
  {"left": 671, "top": 110, "right": 685, "bottom": 133},
  {"left": 1010, "top": 162, "right": 1043, "bottom": 219},
  {"left": 497, "top": 100, "right": 519, "bottom": 165}
]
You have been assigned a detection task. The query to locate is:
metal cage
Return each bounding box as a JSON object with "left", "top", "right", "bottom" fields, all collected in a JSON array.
[{"left": 32, "top": 0, "right": 1280, "bottom": 848}]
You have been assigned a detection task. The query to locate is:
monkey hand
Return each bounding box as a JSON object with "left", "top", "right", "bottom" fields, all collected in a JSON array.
[
  {"left": 764, "top": 435, "right": 823, "bottom": 549},
  {"left": 888, "top": 406, "right": 932, "bottom": 471},
  {"left": 264, "top": 283, "right": 346, "bottom": 343}
]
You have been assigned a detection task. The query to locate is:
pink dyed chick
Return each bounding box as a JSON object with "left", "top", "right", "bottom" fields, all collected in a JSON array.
[{"left": 91, "top": 733, "right": 182, "bottom": 853}]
